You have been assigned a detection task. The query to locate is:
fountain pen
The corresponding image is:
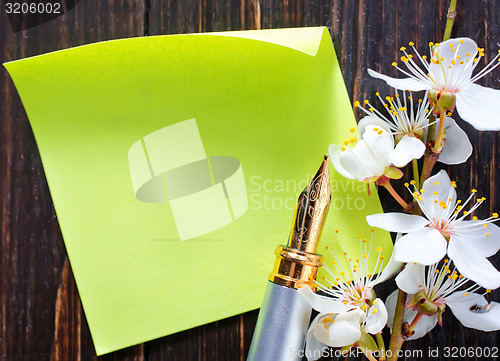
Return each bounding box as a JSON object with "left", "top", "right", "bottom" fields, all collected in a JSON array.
[{"left": 247, "top": 155, "right": 331, "bottom": 361}]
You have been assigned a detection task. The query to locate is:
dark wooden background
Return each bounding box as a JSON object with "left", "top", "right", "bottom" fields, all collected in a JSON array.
[{"left": 1, "top": 0, "right": 499, "bottom": 360}]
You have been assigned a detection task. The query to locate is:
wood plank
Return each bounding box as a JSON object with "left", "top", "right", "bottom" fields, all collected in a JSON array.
[{"left": 0, "top": 1, "right": 145, "bottom": 360}]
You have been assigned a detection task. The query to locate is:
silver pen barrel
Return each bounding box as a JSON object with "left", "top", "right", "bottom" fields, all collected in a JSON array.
[
  {"left": 247, "top": 281, "right": 311, "bottom": 361},
  {"left": 247, "top": 155, "right": 331, "bottom": 360}
]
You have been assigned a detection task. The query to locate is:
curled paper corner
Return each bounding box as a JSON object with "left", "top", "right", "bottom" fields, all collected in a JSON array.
[
  {"left": 209, "top": 26, "right": 330, "bottom": 57},
  {"left": 128, "top": 118, "right": 248, "bottom": 241}
]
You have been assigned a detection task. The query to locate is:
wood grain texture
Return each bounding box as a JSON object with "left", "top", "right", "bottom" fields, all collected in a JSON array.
[{"left": 1, "top": 0, "right": 499, "bottom": 360}]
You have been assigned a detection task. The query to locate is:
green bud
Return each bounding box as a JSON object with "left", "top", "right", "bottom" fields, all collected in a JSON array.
[
  {"left": 408, "top": 289, "right": 427, "bottom": 309},
  {"left": 414, "top": 128, "right": 426, "bottom": 142},
  {"left": 428, "top": 90, "right": 439, "bottom": 107},
  {"left": 407, "top": 289, "right": 444, "bottom": 317},
  {"left": 416, "top": 298, "right": 439, "bottom": 316},
  {"left": 395, "top": 131, "right": 425, "bottom": 144},
  {"left": 437, "top": 91, "right": 456, "bottom": 112}
]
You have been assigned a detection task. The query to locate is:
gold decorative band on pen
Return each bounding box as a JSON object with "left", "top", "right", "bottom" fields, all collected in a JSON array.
[{"left": 269, "top": 246, "right": 324, "bottom": 290}]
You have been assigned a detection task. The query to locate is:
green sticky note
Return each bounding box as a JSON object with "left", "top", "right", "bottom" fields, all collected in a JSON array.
[{"left": 4, "top": 27, "right": 392, "bottom": 355}]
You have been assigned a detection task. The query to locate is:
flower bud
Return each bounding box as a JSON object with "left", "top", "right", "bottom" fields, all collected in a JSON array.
[
  {"left": 414, "top": 128, "right": 426, "bottom": 142},
  {"left": 428, "top": 90, "right": 456, "bottom": 113},
  {"left": 416, "top": 298, "right": 439, "bottom": 316},
  {"left": 428, "top": 90, "right": 439, "bottom": 107},
  {"left": 407, "top": 289, "right": 446, "bottom": 317},
  {"left": 437, "top": 91, "right": 456, "bottom": 112}
]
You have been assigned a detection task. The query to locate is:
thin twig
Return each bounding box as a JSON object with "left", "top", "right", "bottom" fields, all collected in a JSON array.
[{"left": 443, "top": 0, "right": 458, "bottom": 42}]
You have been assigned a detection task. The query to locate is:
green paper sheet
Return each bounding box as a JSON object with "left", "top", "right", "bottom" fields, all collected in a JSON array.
[{"left": 4, "top": 27, "right": 392, "bottom": 355}]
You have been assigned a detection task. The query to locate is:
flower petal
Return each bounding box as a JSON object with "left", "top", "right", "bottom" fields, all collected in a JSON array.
[
  {"left": 437, "top": 117, "right": 473, "bottom": 165},
  {"left": 368, "top": 69, "right": 431, "bottom": 91},
  {"left": 433, "top": 38, "right": 477, "bottom": 85},
  {"left": 326, "top": 310, "right": 363, "bottom": 347},
  {"left": 369, "top": 233, "right": 404, "bottom": 287},
  {"left": 446, "top": 291, "right": 500, "bottom": 331},
  {"left": 338, "top": 144, "right": 382, "bottom": 181},
  {"left": 362, "top": 125, "right": 395, "bottom": 161},
  {"left": 395, "top": 263, "right": 425, "bottom": 295},
  {"left": 394, "top": 227, "right": 447, "bottom": 265},
  {"left": 388, "top": 135, "right": 426, "bottom": 167},
  {"left": 329, "top": 143, "right": 356, "bottom": 179},
  {"left": 454, "top": 221, "right": 500, "bottom": 257},
  {"left": 311, "top": 315, "right": 334, "bottom": 345},
  {"left": 358, "top": 115, "right": 392, "bottom": 137},
  {"left": 420, "top": 170, "right": 457, "bottom": 221},
  {"left": 385, "top": 290, "right": 398, "bottom": 329},
  {"left": 305, "top": 314, "right": 329, "bottom": 361},
  {"left": 448, "top": 236, "right": 500, "bottom": 289},
  {"left": 456, "top": 83, "right": 500, "bottom": 130},
  {"left": 298, "top": 286, "right": 352, "bottom": 314},
  {"left": 366, "top": 213, "right": 429, "bottom": 233},
  {"left": 385, "top": 290, "right": 437, "bottom": 340},
  {"left": 363, "top": 298, "right": 388, "bottom": 334}
]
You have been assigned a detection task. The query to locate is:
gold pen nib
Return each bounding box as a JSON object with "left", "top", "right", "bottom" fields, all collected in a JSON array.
[
  {"left": 268, "top": 155, "right": 331, "bottom": 290},
  {"left": 287, "top": 154, "right": 331, "bottom": 254}
]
